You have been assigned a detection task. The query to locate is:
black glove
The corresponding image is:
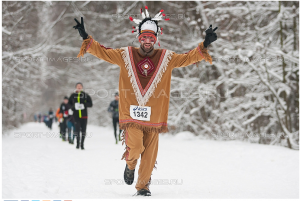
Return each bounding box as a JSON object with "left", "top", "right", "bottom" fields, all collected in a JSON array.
[
  {"left": 203, "top": 24, "right": 218, "bottom": 48},
  {"left": 73, "top": 17, "right": 88, "bottom": 40}
]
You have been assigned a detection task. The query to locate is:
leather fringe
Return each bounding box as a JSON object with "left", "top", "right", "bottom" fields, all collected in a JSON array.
[
  {"left": 145, "top": 176, "right": 152, "bottom": 191},
  {"left": 146, "top": 161, "right": 157, "bottom": 190},
  {"left": 121, "top": 146, "right": 130, "bottom": 160},
  {"left": 120, "top": 122, "right": 168, "bottom": 134},
  {"left": 77, "top": 35, "right": 93, "bottom": 58},
  {"left": 121, "top": 130, "right": 130, "bottom": 160},
  {"left": 153, "top": 161, "right": 157, "bottom": 170},
  {"left": 199, "top": 42, "right": 212, "bottom": 64}
]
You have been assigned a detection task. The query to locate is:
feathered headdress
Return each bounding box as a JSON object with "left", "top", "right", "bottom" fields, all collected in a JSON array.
[{"left": 129, "top": 6, "right": 169, "bottom": 46}]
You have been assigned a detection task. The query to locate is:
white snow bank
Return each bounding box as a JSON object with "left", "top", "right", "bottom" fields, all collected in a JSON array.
[{"left": 2, "top": 122, "right": 299, "bottom": 199}]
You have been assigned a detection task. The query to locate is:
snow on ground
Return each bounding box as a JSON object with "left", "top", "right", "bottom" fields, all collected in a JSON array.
[{"left": 2, "top": 122, "right": 299, "bottom": 199}]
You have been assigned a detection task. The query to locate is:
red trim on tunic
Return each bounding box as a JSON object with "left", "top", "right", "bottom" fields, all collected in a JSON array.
[
  {"left": 125, "top": 130, "right": 130, "bottom": 161},
  {"left": 197, "top": 46, "right": 204, "bottom": 58},
  {"left": 100, "top": 44, "right": 112, "bottom": 50},
  {"left": 86, "top": 38, "right": 93, "bottom": 51}
]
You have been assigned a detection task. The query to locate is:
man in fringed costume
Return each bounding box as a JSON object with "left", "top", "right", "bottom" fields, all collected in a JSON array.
[{"left": 73, "top": 6, "right": 217, "bottom": 196}]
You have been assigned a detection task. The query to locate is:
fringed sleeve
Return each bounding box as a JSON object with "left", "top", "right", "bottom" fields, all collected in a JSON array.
[
  {"left": 168, "top": 41, "right": 213, "bottom": 69},
  {"left": 198, "top": 42, "right": 212, "bottom": 64},
  {"left": 77, "top": 36, "right": 93, "bottom": 58},
  {"left": 76, "top": 35, "right": 124, "bottom": 66}
]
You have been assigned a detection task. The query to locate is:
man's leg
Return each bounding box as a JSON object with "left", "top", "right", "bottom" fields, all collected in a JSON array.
[
  {"left": 49, "top": 119, "right": 52, "bottom": 130},
  {"left": 62, "top": 120, "right": 67, "bottom": 141},
  {"left": 80, "top": 118, "right": 87, "bottom": 149},
  {"left": 67, "top": 121, "right": 71, "bottom": 142},
  {"left": 123, "top": 127, "right": 144, "bottom": 171},
  {"left": 135, "top": 130, "right": 159, "bottom": 191},
  {"left": 117, "top": 118, "right": 121, "bottom": 141},
  {"left": 59, "top": 122, "right": 63, "bottom": 138},
  {"left": 60, "top": 120, "right": 64, "bottom": 139},
  {"left": 74, "top": 120, "right": 81, "bottom": 148},
  {"left": 71, "top": 122, "right": 75, "bottom": 144},
  {"left": 112, "top": 117, "right": 118, "bottom": 143}
]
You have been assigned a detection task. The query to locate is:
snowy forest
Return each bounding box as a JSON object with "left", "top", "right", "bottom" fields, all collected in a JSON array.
[{"left": 2, "top": 1, "right": 299, "bottom": 149}]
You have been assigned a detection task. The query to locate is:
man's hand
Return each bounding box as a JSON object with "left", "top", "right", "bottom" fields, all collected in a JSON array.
[
  {"left": 204, "top": 24, "right": 218, "bottom": 48},
  {"left": 73, "top": 17, "right": 88, "bottom": 40}
]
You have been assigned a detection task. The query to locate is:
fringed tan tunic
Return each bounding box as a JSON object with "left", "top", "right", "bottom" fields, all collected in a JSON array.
[{"left": 77, "top": 36, "right": 212, "bottom": 133}]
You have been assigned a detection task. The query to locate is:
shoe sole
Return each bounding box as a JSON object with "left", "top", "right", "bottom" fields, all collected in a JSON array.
[
  {"left": 137, "top": 194, "right": 151, "bottom": 196},
  {"left": 136, "top": 190, "right": 151, "bottom": 196}
]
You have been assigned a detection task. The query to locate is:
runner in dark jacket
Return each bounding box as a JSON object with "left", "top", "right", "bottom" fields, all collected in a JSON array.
[
  {"left": 59, "top": 96, "right": 70, "bottom": 141},
  {"left": 68, "top": 82, "right": 93, "bottom": 150},
  {"left": 43, "top": 114, "right": 49, "bottom": 127},
  {"left": 38, "top": 113, "right": 42, "bottom": 123},
  {"left": 48, "top": 108, "right": 54, "bottom": 130},
  {"left": 108, "top": 92, "right": 122, "bottom": 144},
  {"left": 67, "top": 106, "right": 76, "bottom": 144}
]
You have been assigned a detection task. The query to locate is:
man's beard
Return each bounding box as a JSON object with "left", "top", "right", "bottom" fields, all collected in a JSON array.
[{"left": 141, "top": 43, "right": 154, "bottom": 53}]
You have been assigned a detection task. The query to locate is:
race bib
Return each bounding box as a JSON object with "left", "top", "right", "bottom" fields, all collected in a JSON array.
[
  {"left": 130, "top": 105, "right": 151, "bottom": 121},
  {"left": 75, "top": 103, "right": 85, "bottom": 110},
  {"left": 49, "top": 114, "right": 53, "bottom": 118},
  {"left": 63, "top": 113, "right": 68, "bottom": 117}
]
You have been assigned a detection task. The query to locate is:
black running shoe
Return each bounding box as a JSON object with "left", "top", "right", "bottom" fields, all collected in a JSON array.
[
  {"left": 136, "top": 189, "right": 151, "bottom": 196},
  {"left": 124, "top": 164, "right": 135, "bottom": 185}
]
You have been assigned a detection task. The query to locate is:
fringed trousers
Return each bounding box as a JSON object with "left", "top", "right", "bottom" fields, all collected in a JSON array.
[{"left": 121, "top": 126, "right": 159, "bottom": 191}]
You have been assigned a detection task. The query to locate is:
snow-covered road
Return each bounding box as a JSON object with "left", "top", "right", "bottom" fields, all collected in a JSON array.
[{"left": 2, "top": 122, "right": 299, "bottom": 199}]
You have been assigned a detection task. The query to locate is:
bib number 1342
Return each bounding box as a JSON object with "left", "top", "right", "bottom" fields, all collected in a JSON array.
[{"left": 130, "top": 105, "right": 151, "bottom": 121}]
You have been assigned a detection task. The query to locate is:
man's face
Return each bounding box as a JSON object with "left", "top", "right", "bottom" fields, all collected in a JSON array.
[
  {"left": 115, "top": 95, "right": 119, "bottom": 101},
  {"left": 76, "top": 84, "right": 83, "bottom": 92},
  {"left": 64, "top": 99, "right": 68, "bottom": 104},
  {"left": 140, "top": 35, "right": 155, "bottom": 52}
]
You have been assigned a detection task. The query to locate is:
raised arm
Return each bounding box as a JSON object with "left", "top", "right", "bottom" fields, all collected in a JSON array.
[
  {"left": 169, "top": 42, "right": 212, "bottom": 69},
  {"left": 169, "top": 24, "right": 218, "bottom": 69},
  {"left": 73, "top": 17, "right": 124, "bottom": 66}
]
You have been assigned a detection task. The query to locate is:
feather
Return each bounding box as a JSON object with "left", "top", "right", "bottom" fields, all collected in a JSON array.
[
  {"left": 145, "top": 6, "right": 149, "bottom": 17},
  {"left": 133, "top": 19, "right": 141, "bottom": 24},
  {"left": 140, "top": 8, "right": 146, "bottom": 19},
  {"left": 151, "top": 16, "right": 163, "bottom": 21},
  {"left": 154, "top": 12, "right": 162, "bottom": 19}
]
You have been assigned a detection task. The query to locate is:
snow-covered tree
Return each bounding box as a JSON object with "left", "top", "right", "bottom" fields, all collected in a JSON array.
[{"left": 2, "top": 1, "right": 298, "bottom": 150}]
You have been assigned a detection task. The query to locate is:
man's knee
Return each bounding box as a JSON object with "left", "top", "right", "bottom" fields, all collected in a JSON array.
[
  {"left": 128, "top": 141, "right": 144, "bottom": 157},
  {"left": 127, "top": 138, "right": 144, "bottom": 159}
]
